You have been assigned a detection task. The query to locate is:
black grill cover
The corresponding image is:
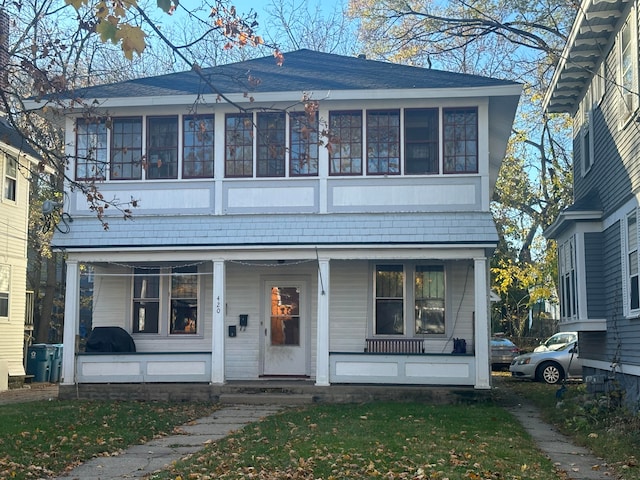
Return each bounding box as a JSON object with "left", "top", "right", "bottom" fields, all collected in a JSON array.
[{"left": 85, "top": 327, "right": 136, "bottom": 353}]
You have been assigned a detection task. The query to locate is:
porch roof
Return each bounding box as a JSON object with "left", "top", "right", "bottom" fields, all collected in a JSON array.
[{"left": 51, "top": 211, "right": 498, "bottom": 251}]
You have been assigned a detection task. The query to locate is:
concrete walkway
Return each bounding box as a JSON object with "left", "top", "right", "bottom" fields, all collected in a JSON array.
[{"left": 54, "top": 405, "right": 283, "bottom": 480}]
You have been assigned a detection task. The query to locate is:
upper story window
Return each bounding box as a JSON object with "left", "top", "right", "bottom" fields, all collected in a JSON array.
[
  {"left": 74, "top": 106, "right": 481, "bottom": 181},
  {"left": 76, "top": 118, "right": 107, "bottom": 180},
  {"left": 0, "top": 264, "right": 9, "bottom": 318},
  {"left": 405, "top": 108, "right": 439, "bottom": 174},
  {"left": 111, "top": 117, "right": 143, "bottom": 180},
  {"left": 443, "top": 107, "right": 478, "bottom": 174},
  {"left": 329, "top": 111, "right": 363, "bottom": 175},
  {"left": 225, "top": 113, "right": 253, "bottom": 178},
  {"left": 619, "top": 12, "right": 638, "bottom": 119},
  {"left": 367, "top": 110, "right": 400, "bottom": 175},
  {"left": 3, "top": 154, "right": 17, "bottom": 201},
  {"left": 558, "top": 236, "right": 578, "bottom": 320},
  {"left": 183, "top": 115, "right": 214, "bottom": 178},
  {"left": 578, "top": 88, "right": 595, "bottom": 176},
  {"left": 147, "top": 116, "right": 178, "bottom": 179},
  {"left": 256, "top": 112, "right": 286, "bottom": 177},
  {"left": 289, "top": 112, "right": 319, "bottom": 176}
]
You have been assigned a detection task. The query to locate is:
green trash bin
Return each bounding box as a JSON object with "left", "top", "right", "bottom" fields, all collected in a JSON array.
[
  {"left": 50, "top": 344, "right": 63, "bottom": 383},
  {"left": 26, "top": 344, "right": 54, "bottom": 382}
]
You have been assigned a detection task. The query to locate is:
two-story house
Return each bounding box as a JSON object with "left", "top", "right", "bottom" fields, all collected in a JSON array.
[
  {"left": 545, "top": 0, "right": 640, "bottom": 409},
  {"left": 0, "top": 116, "right": 41, "bottom": 389},
  {"left": 30, "top": 50, "right": 520, "bottom": 398}
]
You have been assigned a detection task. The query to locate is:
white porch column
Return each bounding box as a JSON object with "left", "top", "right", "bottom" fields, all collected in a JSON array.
[
  {"left": 474, "top": 257, "right": 491, "bottom": 389},
  {"left": 315, "top": 258, "right": 330, "bottom": 386},
  {"left": 61, "top": 260, "right": 79, "bottom": 385},
  {"left": 211, "top": 260, "right": 225, "bottom": 384}
]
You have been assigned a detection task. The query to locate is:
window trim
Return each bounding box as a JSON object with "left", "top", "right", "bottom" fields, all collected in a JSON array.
[
  {"left": 0, "top": 263, "right": 10, "bottom": 319},
  {"left": 558, "top": 236, "right": 579, "bottom": 321},
  {"left": 623, "top": 210, "right": 640, "bottom": 317},
  {"left": 618, "top": 11, "right": 638, "bottom": 123},
  {"left": 3, "top": 154, "right": 17, "bottom": 202},
  {"left": 442, "top": 107, "right": 479, "bottom": 174}
]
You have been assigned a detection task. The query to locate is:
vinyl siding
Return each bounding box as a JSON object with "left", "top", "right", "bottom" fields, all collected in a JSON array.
[
  {"left": 584, "top": 232, "right": 605, "bottom": 320},
  {"left": 0, "top": 152, "right": 31, "bottom": 376}
]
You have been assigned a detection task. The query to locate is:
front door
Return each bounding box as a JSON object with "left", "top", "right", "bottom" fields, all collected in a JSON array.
[{"left": 263, "top": 281, "right": 308, "bottom": 376}]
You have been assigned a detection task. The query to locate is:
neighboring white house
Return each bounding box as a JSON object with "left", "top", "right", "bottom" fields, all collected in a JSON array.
[
  {"left": 0, "top": 117, "right": 40, "bottom": 389},
  {"left": 29, "top": 50, "right": 521, "bottom": 394}
]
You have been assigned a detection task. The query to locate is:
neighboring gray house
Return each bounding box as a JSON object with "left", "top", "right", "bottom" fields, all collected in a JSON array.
[
  {"left": 545, "top": 0, "right": 640, "bottom": 409},
  {"left": 27, "top": 50, "right": 520, "bottom": 395}
]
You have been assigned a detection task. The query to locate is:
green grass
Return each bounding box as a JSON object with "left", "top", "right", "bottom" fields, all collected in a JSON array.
[
  {"left": 151, "top": 402, "right": 559, "bottom": 480},
  {"left": 0, "top": 400, "right": 219, "bottom": 479},
  {"left": 495, "top": 373, "right": 640, "bottom": 479}
]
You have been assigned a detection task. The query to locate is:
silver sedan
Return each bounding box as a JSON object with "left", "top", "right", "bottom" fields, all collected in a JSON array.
[{"left": 509, "top": 341, "right": 582, "bottom": 384}]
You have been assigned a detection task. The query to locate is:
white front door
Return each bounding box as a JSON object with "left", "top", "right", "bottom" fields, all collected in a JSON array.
[{"left": 262, "top": 281, "right": 308, "bottom": 376}]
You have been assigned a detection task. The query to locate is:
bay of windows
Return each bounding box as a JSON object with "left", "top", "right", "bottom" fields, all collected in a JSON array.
[
  {"left": 74, "top": 106, "right": 479, "bottom": 181},
  {"left": 132, "top": 266, "right": 199, "bottom": 336},
  {"left": 374, "top": 263, "right": 445, "bottom": 336}
]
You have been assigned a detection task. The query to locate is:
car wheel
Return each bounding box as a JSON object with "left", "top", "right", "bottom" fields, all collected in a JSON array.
[{"left": 536, "top": 362, "right": 564, "bottom": 384}]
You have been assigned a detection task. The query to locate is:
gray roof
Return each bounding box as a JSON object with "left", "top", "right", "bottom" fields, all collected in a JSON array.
[
  {"left": 52, "top": 212, "right": 498, "bottom": 250},
  {"left": 70, "top": 49, "right": 519, "bottom": 100},
  {"left": 0, "top": 116, "right": 40, "bottom": 159}
]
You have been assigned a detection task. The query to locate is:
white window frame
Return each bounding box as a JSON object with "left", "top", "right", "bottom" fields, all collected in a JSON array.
[
  {"left": 131, "top": 265, "right": 201, "bottom": 337},
  {"left": 579, "top": 89, "right": 595, "bottom": 176},
  {"left": 0, "top": 264, "right": 10, "bottom": 319},
  {"left": 618, "top": 10, "right": 639, "bottom": 123},
  {"left": 558, "top": 236, "right": 578, "bottom": 321},
  {"left": 3, "top": 154, "right": 17, "bottom": 202},
  {"left": 622, "top": 210, "right": 640, "bottom": 317}
]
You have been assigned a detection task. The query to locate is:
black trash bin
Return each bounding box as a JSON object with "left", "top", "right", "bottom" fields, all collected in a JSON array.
[{"left": 26, "top": 344, "right": 55, "bottom": 382}]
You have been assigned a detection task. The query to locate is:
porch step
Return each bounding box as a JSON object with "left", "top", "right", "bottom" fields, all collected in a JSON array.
[{"left": 218, "top": 392, "right": 314, "bottom": 406}]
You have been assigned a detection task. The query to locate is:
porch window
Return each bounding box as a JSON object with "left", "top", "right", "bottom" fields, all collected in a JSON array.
[
  {"left": 225, "top": 113, "right": 253, "bottom": 177},
  {"left": 366, "top": 110, "right": 400, "bottom": 175},
  {"left": 76, "top": 118, "right": 107, "bottom": 180},
  {"left": 289, "top": 112, "right": 318, "bottom": 176},
  {"left": 110, "top": 117, "right": 143, "bottom": 180},
  {"left": 405, "top": 108, "right": 438, "bottom": 174},
  {"left": 257, "top": 112, "right": 286, "bottom": 177},
  {"left": 147, "top": 116, "right": 178, "bottom": 179},
  {"left": 0, "top": 264, "right": 9, "bottom": 318},
  {"left": 415, "top": 266, "right": 445, "bottom": 334},
  {"left": 558, "top": 236, "right": 578, "bottom": 319},
  {"left": 132, "top": 268, "right": 160, "bottom": 334},
  {"left": 329, "top": 111, "right": 362, "bottom": 175},
  {"left": 170, "top": 266, "right": 198, "bottom": 334},
  {"left": 3, "top": 154, "right": 16, "bottom": 201},
  {"left": 443, "top": 107, "right": 478, "bottom": 174},
  {"left": 375, "top": 265, "right": 404, "bottom": 335},
  {"left": 626, "top": 212, "right": 640, "bottom": 313},
  {"left": 183, "top": 115, "right": 214, "bottom": 178}
]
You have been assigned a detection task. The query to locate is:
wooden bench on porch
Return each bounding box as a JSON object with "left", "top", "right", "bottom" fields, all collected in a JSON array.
[{"left": 365, "top": 338, "right": 425, "bottom": 354}]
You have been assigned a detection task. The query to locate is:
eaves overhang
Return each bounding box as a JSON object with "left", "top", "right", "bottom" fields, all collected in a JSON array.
[
  {"left": 543, "top": 209, "right": 603, "bottom": 239},
  {"left": 544, "top": 0, "right": 628, "bottom": 114}
]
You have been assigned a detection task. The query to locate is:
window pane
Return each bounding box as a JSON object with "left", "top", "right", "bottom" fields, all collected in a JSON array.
[
  {"left": 405, "top": 109, "right": 439, "bottom": 174},
  {"left": 367, "top": 110, "right": 400, "bottom": 175},
  {"left": 147, "top": 116, "right": 178, "bottom": 179},
  {"left": 76, "top": 119, "right": 107, "bottom": 180},
  {"left": 132, "top": 268, "right": 160, "bottom": 333},
  {"left": 375, "top": 265, "right": 403, "bottom": 335},
  {"left": 290, "top": 112, "right": 319, "bottom": 176},
  {"left": 415, "top": 266, "right": 445, "bottom": 334},
  {"left": 329, "top": 111, "right": 362, "bottom": 175},
  {"left": 4, "top": 155, "right": 17, "bottom": 200},
  {"left": 183, "top": 115, "right": 214, "bottom": 178},
  {"left": 257, "top": 112, "right": 286, "bottom": 177},
  {"left": 111, "top": 117, "right": 143, "bottom": 180},
  {"left": 171, "top": 266, "right": 198, "bottom": 334},
  {"left": 225, "top": 113, "right": 253, "bottom": 177},
  {"left": 443, "top": 108, "right": 478, "bottom": 174},
  {"left": 270, "top": 286, "right": 300, "bottom": 345}
]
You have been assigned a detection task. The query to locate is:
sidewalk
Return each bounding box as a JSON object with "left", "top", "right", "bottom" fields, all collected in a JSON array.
[{"left": 53, "top": 405, "right": 284, "bottom": 480}]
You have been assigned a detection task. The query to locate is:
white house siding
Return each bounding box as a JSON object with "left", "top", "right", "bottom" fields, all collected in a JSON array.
[
  {"left": 442, "top": 261, "right": 476, "bottom": 354},
  {"left": 329, "top": 260, "right": 369, "bottom": 352}
]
